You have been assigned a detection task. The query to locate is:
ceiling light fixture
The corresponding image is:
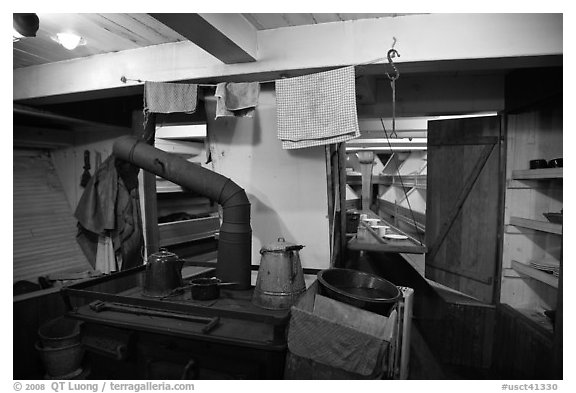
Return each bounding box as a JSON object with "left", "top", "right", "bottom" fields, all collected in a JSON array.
[
  {"left": 13, "top": 13, "right": 39, "bottom": 42},
  {"left": 53, "top": 32, "right": 86, "bottom": 50}
]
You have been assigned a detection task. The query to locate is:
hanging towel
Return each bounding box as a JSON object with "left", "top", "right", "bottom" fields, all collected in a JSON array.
[
  {"left": 276, "top": 66, "right": 360, "bottom": 149},
  {"left": 95, "top": 235, "right": 116, "bottom": 274},
  {"left": 225, "top": 82, "right": 260, "bottom": 110},
  {"left": 144, "top": 81, "right": 198, "bottom": 114},
  {"left": 214, "top": 82, "right": 259, "bottom": 119},
  {"left": 215, "top": 83, "right": 233, "bottom": 118}
]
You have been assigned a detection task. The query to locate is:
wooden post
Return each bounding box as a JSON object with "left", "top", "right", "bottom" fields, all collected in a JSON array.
[
  {"left": 338, "top": 143, "right": 347, "bottom": 267},
  {"left": 133, "top": 111, "right": 159, "bottom": 257},
  {"left": 356, "top": 151, "right": 374, "bottom": 212},
  {"left": 324, "top": 145, "right": 335, "bottom": 264}
]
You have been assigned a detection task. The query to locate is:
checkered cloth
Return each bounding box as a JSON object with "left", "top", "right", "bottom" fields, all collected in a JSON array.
[
  {"left": 144, "top": 81, "right": 198, "bottom": 114},
  {"left": 276, "top": 66, "right": 360, "bottom": 149}
]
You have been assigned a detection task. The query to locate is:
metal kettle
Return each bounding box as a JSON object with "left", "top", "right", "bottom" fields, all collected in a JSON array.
[
  {"left": 252, "top": 237, "right": 306, "bottom": 310},
  {"left": 142, "top": 249, "right": 185, "bottom": 298}
]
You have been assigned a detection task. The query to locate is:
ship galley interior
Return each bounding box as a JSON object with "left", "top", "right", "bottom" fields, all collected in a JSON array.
[{"left": 12, "top": 12, "right": 564, "bottom": 381}]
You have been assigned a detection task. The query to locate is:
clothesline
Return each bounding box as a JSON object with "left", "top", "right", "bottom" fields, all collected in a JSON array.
[
  {"left": 119, "top": 54, "right": 391, "bottom": 87},
  {"left": 137, "top": 41, "right": 401, "bottom": 151}
]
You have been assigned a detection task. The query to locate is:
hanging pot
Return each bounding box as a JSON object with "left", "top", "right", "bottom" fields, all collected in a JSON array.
[{"left": 252, "top": 237, "right": 306, "bottom": 310}]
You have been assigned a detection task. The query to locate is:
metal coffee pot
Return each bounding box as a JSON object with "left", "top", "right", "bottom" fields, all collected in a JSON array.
[
  {"left": 252, "top": 237, "right": 306, "bottom": 310},
  {"left": 142, "top": 249, "right": 185, "bottom": 298}
]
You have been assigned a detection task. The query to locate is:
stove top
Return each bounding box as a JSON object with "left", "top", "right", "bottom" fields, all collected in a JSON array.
[{"left": 62, "top": 264, "right": 290, "bottom": 349}]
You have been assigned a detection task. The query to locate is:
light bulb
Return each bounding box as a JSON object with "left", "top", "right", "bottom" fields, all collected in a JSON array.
[
  {"left": 13, "top": 28, "right": 24, "bottom": 42},
  {"left": 54, "top": 33, "right": 86, "bottom": 50}
]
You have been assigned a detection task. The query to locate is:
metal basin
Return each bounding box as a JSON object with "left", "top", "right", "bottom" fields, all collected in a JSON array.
[{"left": 317, "top": 268, "right": 401, "bottom": 316}]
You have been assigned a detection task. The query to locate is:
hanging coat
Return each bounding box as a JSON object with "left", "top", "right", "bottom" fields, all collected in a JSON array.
[{"left": 74, "top": 155, "right": 144, "bottom": 272}]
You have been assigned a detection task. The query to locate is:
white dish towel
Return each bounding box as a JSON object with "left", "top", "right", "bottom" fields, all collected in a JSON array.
[
  {"left": 144, "top": 81, "right": 198, "bottom": 114},
  {"left": 276, "top": 66, "right": 360, "bottom": 149}
]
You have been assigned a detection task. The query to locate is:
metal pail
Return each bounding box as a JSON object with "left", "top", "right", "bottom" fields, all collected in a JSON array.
[{"left": 252, "top": 238, "right": 306, "bottom": 310}]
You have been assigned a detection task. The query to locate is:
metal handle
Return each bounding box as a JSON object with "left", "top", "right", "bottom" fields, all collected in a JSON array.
[
  {"left": 201, "top": 317, "right": 220, "bottom": 334},
  {"left": 89, "top": 301, "right": 220, "bottom": 333}
]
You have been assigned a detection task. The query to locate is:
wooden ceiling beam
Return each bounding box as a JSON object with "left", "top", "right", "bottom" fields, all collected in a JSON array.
[{"left": 149, "top": 13, "right": 257, "bottom": 64}]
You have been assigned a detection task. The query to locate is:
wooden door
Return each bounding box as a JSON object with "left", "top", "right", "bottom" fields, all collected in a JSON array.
[{"left": 425, "top": 116, "right": 503, "bottom": 304}]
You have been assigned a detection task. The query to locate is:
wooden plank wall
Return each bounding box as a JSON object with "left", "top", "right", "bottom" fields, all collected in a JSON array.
[
  {"left": 417, "top": 303, "right": 496, "bottom": 371},
  {"left": 13, "top": 151, "right": 92, "bottom": 282},
  {"left": 492, "top": 304, "right": 558, "bottom": 379}
]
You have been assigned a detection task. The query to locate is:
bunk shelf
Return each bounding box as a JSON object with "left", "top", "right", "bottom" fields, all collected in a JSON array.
[
  {"left": 348, "top": 218, "right": 427, "bottom": 254},
  {"left": 511, "top": 260, "right": 558, "bottom": 288},
  {"left": 158, "top": 216, "right": 220, "bottom": 247},
  {"left": 346, "top": 173, "right": 427, "bottom": 189},
  {"left": 378, "top": 199, "right": 426, "bottom": 232},
  {"left": 346, "top": 174, "right": 389, "bottom": 186},
  {"left": 157, "top": 184, "right": 187, "bottom": 193},
  {"left": 156, "top": 178, "right": 195, "bottom": 194},
  {"left": 509, "top": 216, "right": 562, "bottom": 235},
  {"left": 379, "top": 174, "right": 427, "bottom": 189},
  {"left": 512, "top": 168, "right": 562, "bottom": 180}
]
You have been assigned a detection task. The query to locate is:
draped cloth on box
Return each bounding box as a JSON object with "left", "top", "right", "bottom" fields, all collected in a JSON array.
[
  {"left": 74, "top": 155, "right": 144, "bottom": 273},
  {"left": 275, "top": 66, "right": 361, "bottom": 149}
]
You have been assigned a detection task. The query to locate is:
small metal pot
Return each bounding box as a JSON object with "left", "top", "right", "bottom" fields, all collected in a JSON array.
[
  {"left": 189, "top": 277, "right": 235, "bottom": 301},
  {"left": 548, "top": 158, "right": 563, "bottom": 168},
  {"left": 529, "top": 159, "right": 548, "bottom": 169}
]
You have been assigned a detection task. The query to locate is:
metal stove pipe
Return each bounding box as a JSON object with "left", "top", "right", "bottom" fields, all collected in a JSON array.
[{"left": 113, "top": 135, "right": 252, "bottom": 290}]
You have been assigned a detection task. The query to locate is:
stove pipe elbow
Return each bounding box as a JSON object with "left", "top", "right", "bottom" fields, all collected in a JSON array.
[{"left": 113, "top": 135, "right": 252, "bottom": 290}]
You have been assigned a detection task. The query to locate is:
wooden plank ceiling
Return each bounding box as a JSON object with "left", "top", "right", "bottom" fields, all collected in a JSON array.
[
  {"left": 242, "top": 13, "right": 407, "bottom": 30},
  {"left": 13, "top": 14, "right": 186, "bottom": 68},
  {"left": 13, "top": 13, "right": 409, "bottom": 69}
]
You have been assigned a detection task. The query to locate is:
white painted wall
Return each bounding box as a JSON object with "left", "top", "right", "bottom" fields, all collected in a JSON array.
[
  {"left": 204, "top": 85, "right": 331, "bottom": 269},
  {"left": 258, "top": 13, "right": 562, "bottom": 69}
]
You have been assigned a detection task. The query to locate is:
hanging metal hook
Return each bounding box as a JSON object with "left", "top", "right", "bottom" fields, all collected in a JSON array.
[{"left": 385, "top": 48, "right": 401, "bottom": 82}]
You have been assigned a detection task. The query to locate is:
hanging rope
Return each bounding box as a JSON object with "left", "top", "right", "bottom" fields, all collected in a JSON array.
[
  {"left": 379, "top": 42, "right": 423, "bottom": 245},
  {"left": 380, "top": 119, "right": 424, "bottom": 246}
]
